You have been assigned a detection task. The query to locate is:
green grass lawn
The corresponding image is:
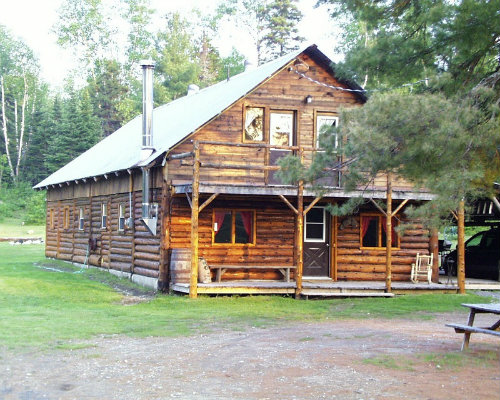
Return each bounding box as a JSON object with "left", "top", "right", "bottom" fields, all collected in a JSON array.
[
  {"left": 0, "top": 242, "right": 492, "bottom": 350},
  {"left": 0, "top": 217, "right": 45, "bottom": 239}
]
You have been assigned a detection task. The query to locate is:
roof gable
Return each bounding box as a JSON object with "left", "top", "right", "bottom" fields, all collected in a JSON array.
[{"left": 35, "top": 45, "right": 364, "bottom": 189}]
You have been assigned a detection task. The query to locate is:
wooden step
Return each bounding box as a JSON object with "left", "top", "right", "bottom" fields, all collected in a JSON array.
[{"left": 301, "top": 291, "right": 394, "bottom": 298}]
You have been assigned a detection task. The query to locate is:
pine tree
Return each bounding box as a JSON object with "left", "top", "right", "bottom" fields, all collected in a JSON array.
[{"left": 262, "top": 0, "right": 304, "bottom": 60}]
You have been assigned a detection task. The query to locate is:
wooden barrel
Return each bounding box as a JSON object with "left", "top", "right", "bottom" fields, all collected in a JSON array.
[{"left": 170, "top": 248, "right": 191, "bottom": 284}]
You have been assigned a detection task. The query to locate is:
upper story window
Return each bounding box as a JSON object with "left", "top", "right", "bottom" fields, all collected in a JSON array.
[
  {"left": 118, "top": 204, "right": 125, "bottom": 231},
  {"left": 270, "top": 111, "right": 294, "bottom": 147},
  {"left": 316, "top": 113, "right": 339, "bottom": 149},
  {"left": 244, "top": 106, "right": 264, "bottom": 142},
  {"left": 360, "top": 214, "right": 399, "bottom": 249},
  {"left": 213, "top": 210, "right": 255, "bottom": 245},
  {"left": 101, "top": 203, "right": 107, "bottom": 229},
  {"left": 78, "top": 207, "right": 84, "bottom": 231}
]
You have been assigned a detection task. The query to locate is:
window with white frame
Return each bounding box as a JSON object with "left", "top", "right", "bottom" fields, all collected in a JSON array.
[
  {"left": 270, "top": 111, "right": 294, "bottom": 147},
  {"left": 118, "top": 204, "right": 125, "bottom": 231},
  {"left": 78, "top": 207, "right": 84, "bottom": 230},
  {"left": 101, "top": 203, "right": 107, "bottom": 229},
  {"left": 304, "top": 207, "right": 326, "bottom": 242},
  {"left": 316, "top": 113, "right": 339, "bottom": 149}
]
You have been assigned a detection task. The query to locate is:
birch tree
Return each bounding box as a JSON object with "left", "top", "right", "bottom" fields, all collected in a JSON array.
[{"left": 0, "top": 26, "right": 41, "bottom": 183}]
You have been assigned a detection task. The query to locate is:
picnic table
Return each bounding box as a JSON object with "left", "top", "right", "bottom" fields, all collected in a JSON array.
[{"left": 446, "top": 303, "right": 500, "bottom": 351}]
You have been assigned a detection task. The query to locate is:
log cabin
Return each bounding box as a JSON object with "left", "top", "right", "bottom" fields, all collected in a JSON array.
[{"left": 34, "top": 45, "right": 438, "bottom": 298}]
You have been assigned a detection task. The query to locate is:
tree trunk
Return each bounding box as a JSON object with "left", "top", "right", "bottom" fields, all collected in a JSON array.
[{"left": 1, "top": 76, "right": 15, "bottom": 179}]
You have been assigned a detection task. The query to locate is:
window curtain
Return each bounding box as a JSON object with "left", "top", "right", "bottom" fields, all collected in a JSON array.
[
  {"left": 382, "top": 217, "right": 398, "bottom": 245},
  {"left": 240, "top": 211, "right": 253, "bottom": 237},
  {"left": 361, "top": 216, "right": 373, "bottom": 239},
  {"left": 214, "top": 211, "right": 227, "bottom": 233}
]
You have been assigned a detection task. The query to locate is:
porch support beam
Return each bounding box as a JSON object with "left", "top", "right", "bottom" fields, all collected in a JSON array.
[
  {"left": 393, "top": 199, "right": 409, "bottom": 216},
  {"left": 189, "top": 141, "right": 200, "bottom": 299},
  {"left": 430, "top": 228, "right": 439, "bottom": 283},
  {"left": 457, "top": 199, "right": 466, "bottom": 294},
  {"left": 279, "top": 194, "right": 298, "bottom": 215},
  {"left": 186, "top": 192, "right": 192, "bottom": 209},
  {"left": 385, "top": 173, "right": 392, "bottom": 293},
  {"left": 199, "top": 193, "right": 219, "bottom": 213},
  {"left": 369, "top": 198, "right": 387, "bottom": 216},
  {"left": 295, "top": 149, "right": 304, "bottom": 299},
  {"left": 303, "top": 196, "right": 323, "bottom": 216}
]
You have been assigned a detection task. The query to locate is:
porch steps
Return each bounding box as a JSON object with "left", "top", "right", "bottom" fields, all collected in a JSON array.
[{"left": 301, "top": 290, "right": 394, "bottom": 298}]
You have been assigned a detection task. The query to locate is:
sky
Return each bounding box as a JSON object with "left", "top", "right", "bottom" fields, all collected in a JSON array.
[{"left": 0, "top": 0, "right": 341, "bottom": 90}]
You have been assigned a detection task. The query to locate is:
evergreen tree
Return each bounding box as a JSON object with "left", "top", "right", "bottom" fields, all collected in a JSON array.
[
  {"left": 262, "top": 0, "right": 304, "bottom": 60},
  {"left": 155, "top": 13, "right": 201, "bottom": 102},
  {"left": 88, "top": 59, "right": 130, "bottom": 137}
]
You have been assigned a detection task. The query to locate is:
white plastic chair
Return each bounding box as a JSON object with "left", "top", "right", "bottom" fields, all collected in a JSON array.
[{"left": 411, "top": 253, "right": 433, "bottom": 284}]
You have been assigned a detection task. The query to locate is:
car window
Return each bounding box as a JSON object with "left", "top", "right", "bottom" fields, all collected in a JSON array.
[
  {"left": 483, "top": 233, "right": 500, "bottom": 250},
  {"left": 467, "top": 233, "right": 483, "bottom": 247}
]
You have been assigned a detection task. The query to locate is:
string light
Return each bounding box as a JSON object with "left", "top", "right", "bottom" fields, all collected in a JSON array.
[{"left": 291, "top": 68, "right": 430, "bottom": 94}]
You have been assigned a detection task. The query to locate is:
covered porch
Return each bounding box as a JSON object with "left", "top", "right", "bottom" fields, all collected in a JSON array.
[{"left": 171, "top": 277, "right": 500, "bottom": 297}]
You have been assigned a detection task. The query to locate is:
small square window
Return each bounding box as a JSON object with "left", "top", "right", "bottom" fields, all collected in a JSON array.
[
  {"left": 213, "top": 210, "right": 255, "bottom": 245},
  {"left": 361, "top": 215, "right": 398, "bottom": 248}
]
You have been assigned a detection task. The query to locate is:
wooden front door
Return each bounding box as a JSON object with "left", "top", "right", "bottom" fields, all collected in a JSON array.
[{"left": 303, "top": 207, "right": 330, "bottom": 277}]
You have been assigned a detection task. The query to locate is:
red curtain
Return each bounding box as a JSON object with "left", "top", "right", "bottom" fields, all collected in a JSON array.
[
  {"left": 361, "top": 216, "right": 373, "bottom": 239},
  {"left": 214, "top": 211, "right": 227, "bottom": 233},
  {"left": 382, "top": 217, "right": 398, "bottom": 245},
  {"left": 240, "top": 211, "right": 253, "bottom": 237}
]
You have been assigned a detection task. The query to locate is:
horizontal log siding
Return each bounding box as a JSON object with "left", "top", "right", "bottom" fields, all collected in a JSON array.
[
  {"left": 169, "top": 196, "right": 296, "bottom": 281},
  {"left": 336, "top": 216, "right": 430, "bottom": 281},
  {"left": 167, "top": 54, "right": 362, "bottom": 187},
  {"left": 45, "top": 182, "right": 162, "bottom": 280}
]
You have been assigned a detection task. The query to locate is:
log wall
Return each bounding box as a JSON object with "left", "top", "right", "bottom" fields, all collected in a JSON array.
[
  {"left": 336, "top": 215, "right": 430, "bottom": 281},
  {"left": 169, "top": 196, "right": 296, "bottom": 281},
  {"left": 45, "top": 173, "right": 162, "bottom": 280}
]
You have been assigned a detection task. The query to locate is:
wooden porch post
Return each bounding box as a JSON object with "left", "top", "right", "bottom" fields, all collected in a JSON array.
[
  {"left": 158, "top": 181, "right": 171, "bottom": 292},
  {"left": 385, "top": 173, "right": 392, "bottom": 293},
  {"left": 429, "top": 228, "right": 439, "bottom": 283},
  {"left": 295, "top": 149, "right": 304, "bottom": 298},
  {"left": 457, "top": 199, "right": 466, "bottom": 294},
  {"left": 189, "top": 141, "right": 200, "bottom": 299}
]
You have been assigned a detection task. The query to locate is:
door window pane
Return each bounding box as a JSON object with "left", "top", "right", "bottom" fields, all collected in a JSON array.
[
  {"left": 305, "top": 208, "right": 325, "bottom": 242},
  {"left": 270, "top": 112, "right": 293, "bottom": 146}
]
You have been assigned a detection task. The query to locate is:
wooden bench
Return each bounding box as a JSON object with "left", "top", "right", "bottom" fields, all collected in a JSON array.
[
  {"left": 446, "top": 323, "right": 500, "bottom": 337},
  {"left": 209, "top": 265, "right": 296, "bottom": 283}
]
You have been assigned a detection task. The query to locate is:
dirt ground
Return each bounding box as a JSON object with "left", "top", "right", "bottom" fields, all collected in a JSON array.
[{"left": 1, "top": 310, "right": 499, "bottom": 400}]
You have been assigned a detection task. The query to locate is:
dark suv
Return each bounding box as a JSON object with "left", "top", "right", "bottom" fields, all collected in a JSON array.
[{"left": 443, "top": 227, "right": 500, "bottom": 280}]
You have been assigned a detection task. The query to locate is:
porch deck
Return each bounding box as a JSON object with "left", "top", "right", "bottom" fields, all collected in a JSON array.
[{"left": 170, "top": 278, "right": 500, "bottom": 297}]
